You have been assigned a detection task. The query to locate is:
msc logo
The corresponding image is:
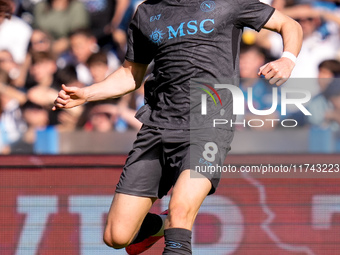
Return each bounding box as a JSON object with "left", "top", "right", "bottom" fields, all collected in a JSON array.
[
  {"left": 149, "top": 19, "right": 215, "bottom": 44},
  {"left": 168, "top": 19, "right": 215, "bottom": 39}
]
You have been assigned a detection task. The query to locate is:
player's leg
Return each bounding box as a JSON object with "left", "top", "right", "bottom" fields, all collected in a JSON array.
[
  {"left": 163, "top": 169, "right": 212, "bottom": 254},
  {"left": 103, "top": 192, "right": 156, "bottom": 249},
  {"left": 166, "top": 169, "right": 211, "bottom": 229},
  {"left": 125, "top": 209, "right": 168, "bottom": 255},
  {"left": 161, "top": 127, "right": 233, "bottom": 254},
  {"left": 104, "top": 125, "right": 165, "bottom": 250}
]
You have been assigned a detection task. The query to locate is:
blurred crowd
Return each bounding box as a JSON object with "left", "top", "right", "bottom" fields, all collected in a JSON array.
[
  {"left": 0, "top": 0, "right": 144, "bottom": 153},
  {"left": 0, "top": 0, "right": 340, "bottom": 154},
  {"left": 240, "top": 0, "right": 340, "bottom": 133}
]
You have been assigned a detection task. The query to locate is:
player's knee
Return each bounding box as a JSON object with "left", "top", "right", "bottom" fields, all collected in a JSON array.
[
  {"left": 103, "top": 226, "right": 132, "bottom": 249},
  {"left": 167, "top": 202, "right": 195, "bottom": 228}
]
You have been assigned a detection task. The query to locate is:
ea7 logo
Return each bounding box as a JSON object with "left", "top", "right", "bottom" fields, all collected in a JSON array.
[{"left": 150, "top": 14, "right": 161, "bottom": 22}]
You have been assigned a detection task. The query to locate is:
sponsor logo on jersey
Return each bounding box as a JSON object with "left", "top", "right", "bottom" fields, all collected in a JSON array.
[
  {"left": 150, "top": 14, "right": 161, "bottom": 22},
  {"left": 149, "top": 19, "right": 215, "bottom": 44},
  {"left": 149, "top": 28, "right": 165, "bottom": 45}
]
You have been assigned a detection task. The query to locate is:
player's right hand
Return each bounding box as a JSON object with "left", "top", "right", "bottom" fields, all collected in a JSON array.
[
  {"left": 52, "top": 84, "right": 86, "bottom": 111},
  {"left": 258, "top": 57, "right": 295, "bottom": 86}
]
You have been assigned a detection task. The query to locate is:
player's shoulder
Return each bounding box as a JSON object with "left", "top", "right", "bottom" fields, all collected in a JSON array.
[
  {"left": 134, "top": 0, "right": 164, "bottom": 18},
  {"left": 230, "top": 0, "right": 259, "bottom": 6},
  {"left": 138, "top": 0, "right": 163, "bottom": 8}
]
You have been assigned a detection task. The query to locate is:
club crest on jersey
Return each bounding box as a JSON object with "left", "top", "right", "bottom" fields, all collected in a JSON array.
[
  {"left": 150, "top": 28, "right": 165, "bottom": 45},
  {"left": 200, "top": 0, "right": 215, "bottom": 12}
]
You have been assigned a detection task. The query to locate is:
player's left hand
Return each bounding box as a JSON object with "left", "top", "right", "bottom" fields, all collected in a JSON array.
[{"left": 258, "top": 57, "right": 295, "bottom": 86}]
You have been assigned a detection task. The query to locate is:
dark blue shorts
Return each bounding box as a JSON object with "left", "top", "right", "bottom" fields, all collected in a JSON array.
[{"left": 115, "top": 125, "right": 234, "bottom": 198}]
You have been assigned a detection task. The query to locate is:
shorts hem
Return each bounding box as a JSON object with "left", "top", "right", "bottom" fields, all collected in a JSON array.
[
  {"left": 182, "top": 168, "right": 219, "bottom": 196},
  {"left": 115, "top": 188, "right": 159, "bottom": 199}
]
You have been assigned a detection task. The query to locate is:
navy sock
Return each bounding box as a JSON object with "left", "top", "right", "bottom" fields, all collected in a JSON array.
[
  {"left": 131, "top": 213, "right": 163, "bottom": 244},
  {"left": 163, "top": 228, "right": 192, "bottom": 255}
]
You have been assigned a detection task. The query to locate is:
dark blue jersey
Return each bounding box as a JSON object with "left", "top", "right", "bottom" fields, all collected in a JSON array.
[{"left": 126, "top": 0, "right": 275, "bottom": 129}]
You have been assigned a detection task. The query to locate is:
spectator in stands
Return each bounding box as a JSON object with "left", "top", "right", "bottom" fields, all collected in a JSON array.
[
  {"left": 14, "top": 0, "right": 43, "bottom": 25},
  {"left": 287, "top": 4, "right": 339, "bottom": 80},
  {"left": 0, "top": 69, "right": 26, "bottom": 154},
  {"left": 10, "top": 100, "right": 50, "bottom": 154},
  {"left": 0, "top": 50, "right": 22, "bottom": 87},
  {"left": 55, "top": 65, "right": 85, "bottom": 131},
  {"left": 313, "top": 1, "right": 340, "bottom": 59},
  {"left": 0, "top": 66, "right": 26, "bottom": 105},
  {"left": 239, "top": 44, "right": 281, "bottom": 130},
  {"left": 77, "top": 0, "right": 116, "bottom": 48},
  {"left": 78, "top": 97, "right": 142, "bottom": 132},
  {"left": 323, "top": 78, "right": 340, "bottom": 131},
  {"left": 308, "top": 59, "right": 340, "bottom": 130},
  {"left": 33, "top": 0, "right": 89, "bottom": 55},
  {"left": 16, "top": 29, "right": 55, "bottom": 89},
  {"left": 85, "top": 101, "right": 119, "bottom": 132},
  {"left": 27, "top": 52, "right": 61, "bottom": 125},
  {"left": 318, "top": 59, "right": 340, "bottom": 92},
  {"left": 0, "top": 0, "right": 32, "bottom": 64},
  {"left": 57, "top": 64, "right": 84, "bottom": 88},
  {"left": 86, "top": 51, "right": 112, "bottom": 83},
  {"left": 257, "top": 3, "right": 339, "bottom": 87},
  {"left": 29, "top": 29, "right": 54, "bottom": 55},
  {"left": 85, "top": 51, "right": 141, "bottom": 131},
  {"left": 61, "top": 29, "right": 120, "bottom": 86},
  {"left": 66, "top": 29, "right": 98, "bottom": 85},
  {"left": 81, "top": 101, "right": 141, "bottom": 132},
  {"left": 0, "top": 0, "right": 12, "bottom": 26},
  {"left": 56, "top": 0, "right": 132, "bottom": 62},
  {"left": 27, "top": 51, "right": 60, "bottom": 91},
  {"left": 109, "top": 0, "right": 132, "bottom": 61}
]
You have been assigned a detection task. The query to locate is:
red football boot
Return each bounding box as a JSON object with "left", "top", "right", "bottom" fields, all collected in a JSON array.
[{"left": 125, "top": 210, "right": 168, "bottom": 255}]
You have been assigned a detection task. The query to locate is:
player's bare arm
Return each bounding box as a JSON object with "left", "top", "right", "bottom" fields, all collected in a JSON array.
[
  {"left": 53, "top": 60, "right": 148, "bottom": 110},
  {"left": 259, "top": 9, "right": 303, "bottom": 86}
]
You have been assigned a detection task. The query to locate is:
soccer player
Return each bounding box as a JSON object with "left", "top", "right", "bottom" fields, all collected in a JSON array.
[{"left": 53, "top": 0, "right": 302, "bottom": 254}]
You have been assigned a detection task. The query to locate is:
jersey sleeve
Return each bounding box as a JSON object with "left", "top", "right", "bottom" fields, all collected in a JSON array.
[
  {"left": 125, "top": 7, "right": 156, "bottom": 64},
  {"left": 234, "top": 0, "right": 275, "bottom": 32}
]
